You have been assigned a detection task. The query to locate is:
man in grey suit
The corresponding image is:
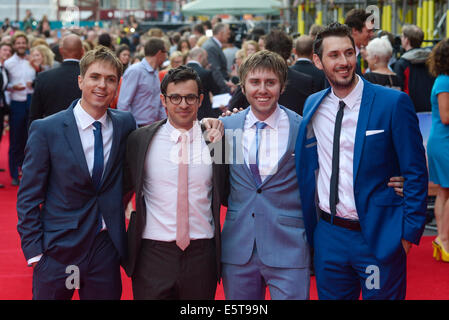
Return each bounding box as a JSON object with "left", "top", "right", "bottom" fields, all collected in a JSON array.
[
  {"left": 219, "top": 50, "right": 310, "bottom": 300},
  {"left": 201, "top": 23, "right": 233, "bottom": 94}
]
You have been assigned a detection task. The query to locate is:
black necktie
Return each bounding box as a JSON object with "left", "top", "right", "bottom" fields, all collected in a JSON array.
[{"left": 329, "top": 101, "right": 345, "bottom": 220}]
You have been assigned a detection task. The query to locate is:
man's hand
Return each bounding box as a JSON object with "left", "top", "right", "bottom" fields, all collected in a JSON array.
[
  {"left": 388, "top": 176, "right": 404, "bottom": 197},
  {"left": 12, "top": 84, "right": 26, "bottom": 91},
  {"left": 222, "top": 107, "right": 243, "bottom": 117},
  {"left": 401, "top": 239, "right": 412, "bottom": 254},
  {"left": 201, "top": 118, "right": 224, "bottom": 142}
]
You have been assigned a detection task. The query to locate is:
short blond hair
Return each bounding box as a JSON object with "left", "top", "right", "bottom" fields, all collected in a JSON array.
[
  {"left": 79, "top": 45, "right": 123, "bottom": 79},
  {"left": 238, "top": 50, "right": 288, "bottom": 92}
]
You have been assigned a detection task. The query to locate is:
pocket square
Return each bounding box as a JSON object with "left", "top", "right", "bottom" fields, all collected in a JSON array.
[{"left": 366, "top": 130, "right": 384, "bottom": 136}]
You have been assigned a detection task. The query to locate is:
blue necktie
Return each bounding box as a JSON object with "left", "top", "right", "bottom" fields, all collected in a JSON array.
[
  {"left": 249, "top": 121, "right": 267, "bottom": 186},
  {"left": 92, "top": 121, "right": 104, "bottom": 233},
  {"left": 92, "top": 121, "right": 104, "bottom": 191}
]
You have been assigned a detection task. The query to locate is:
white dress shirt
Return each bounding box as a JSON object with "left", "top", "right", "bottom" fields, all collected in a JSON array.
[
  {"left": 312, "top": 75, "right": 364, "bottom": 220},
  {"left": 4, "top": 53, "right": 35, "bottom": 101},
  {"left": 243, "top": 105, "right": 290, "bottom": 181},
  {"left": 142, "top": 120, "right": 214, "bottom": 241},
  {"left": 28, "top": 101, "right": 113, "bottom": 265}
]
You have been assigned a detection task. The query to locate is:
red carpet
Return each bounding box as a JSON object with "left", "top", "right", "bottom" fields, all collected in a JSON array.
[{"left": 0, "top": 134, "right": 448, "bottom": 300}]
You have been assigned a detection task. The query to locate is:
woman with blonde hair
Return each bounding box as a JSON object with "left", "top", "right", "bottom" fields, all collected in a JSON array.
[
  {"left": 242, "top": 40, "right": 259, "bottom": 57},
  {"left": 426, "top": 38, "right": 449, "bottom": 262},
  {"left": 30, "top": 44, "right": 54, "bottom": 73},
  {"left": 158, "top": 50, "right": 185, "bottom": 82}
]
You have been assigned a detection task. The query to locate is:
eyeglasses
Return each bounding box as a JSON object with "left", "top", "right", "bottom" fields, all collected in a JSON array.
[{"left": 164, "top": 94, "right": 199, "bottom": 105}]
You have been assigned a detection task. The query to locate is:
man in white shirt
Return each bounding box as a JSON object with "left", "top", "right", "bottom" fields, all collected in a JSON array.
[
  {"left": 4, "top": 32, "right": 36, "bottom": 186},
  {"left": 123, "top": 66, "right": 225, "bottom": 299},
  {"left": 17, "top": 46, "right": 136, "bottom": 300},
  {"left": 296, "top": 22, "right": 427, "bottom": 300}
]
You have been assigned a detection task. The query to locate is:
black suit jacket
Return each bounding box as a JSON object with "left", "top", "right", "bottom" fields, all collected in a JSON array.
[
  {"left": 187, "top": 62, "right": 222, "bottom": 120},
  {"left": 228, "top": 68, "right": 316, "bottom": 116},
  {"left": 290, "top": 60, "right": 328, "bottom": 91},
  {"left": 29, "top": 60, "right": 81, "bottom": 126},
  {"left": 123, "top": 119, "right": 226, "bottom": 280}
]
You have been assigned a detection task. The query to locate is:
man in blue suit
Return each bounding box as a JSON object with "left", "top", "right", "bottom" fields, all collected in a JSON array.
[
  {"left": 17, "top": 46, "right": 136, "bottom": 300},
  {"left": 295, "top": 23, "right": 428, "bottom": 299},
  {"left": 220, "top": 50, "right": 310, "bottom": 299}
]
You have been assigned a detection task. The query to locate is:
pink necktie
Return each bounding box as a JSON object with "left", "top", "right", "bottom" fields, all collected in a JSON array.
[{"left": 176, "top": 132, "right": 190, "bottom": 251}]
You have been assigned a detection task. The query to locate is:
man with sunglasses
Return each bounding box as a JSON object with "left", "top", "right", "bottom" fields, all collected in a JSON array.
[
  {"left": 118, "top": 37, "right": 167, "bottom": 127},
  {"left": 122, "top": 66, "right": 225, "bottom": 299}
]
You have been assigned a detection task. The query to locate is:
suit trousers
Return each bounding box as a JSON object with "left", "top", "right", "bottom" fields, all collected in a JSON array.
[
  {"left": 132, "top": 238, "right": 217, "bottom": 300},
  {"left": 314, "top": 218, "right": 407, "bottom": 300},
  {"left": 32, "top": 230, "right": 122, "bottom": 300},
  {"left": 9, "top": 95, "right": 31, "bottom": 180},
  {"left": 222, "top": 244, "right": 310, "bottom": 300}
]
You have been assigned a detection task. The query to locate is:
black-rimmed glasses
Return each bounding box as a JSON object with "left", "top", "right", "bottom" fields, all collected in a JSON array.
[{"left": 164, "top": 94, "right": 199, "bottom": 105}]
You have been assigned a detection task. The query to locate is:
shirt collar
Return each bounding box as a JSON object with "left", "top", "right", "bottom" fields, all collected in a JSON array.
[
  {"left": 74, "top": 99, "right": 109, "bottom": 130},
  {"left": 142, "top": 57, "right": 156, "bottom": 73},
  {"left": 165, "top": 119, "right": 201, "bottom": 143},
  {"left": 296, "top": 57, "right": 312, "bottom": 63},
  {"left": 212, "top": 37, "right": 222, "bottom": 48},
  {"left": 329, "top": 74, "right": 364, "bottom": 110},
  {"left": 247, "top": 104, "right": 281, "bottom": 130}
]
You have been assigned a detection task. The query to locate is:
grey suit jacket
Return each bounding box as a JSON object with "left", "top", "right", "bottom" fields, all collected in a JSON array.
[
  {"left": 122, "top": 119, "right": 226, "bottom": 280},
  {"left": 220, "top": 106, "right": 311, "bottom": 269},
  {"left": 202, "top": 37, "right": 229, "bottom": 93}
]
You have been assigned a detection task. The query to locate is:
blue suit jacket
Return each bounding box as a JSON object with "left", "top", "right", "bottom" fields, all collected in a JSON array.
[
  {"left": 295, "top": 78, "right": 428, "bottom": 263},
  {"left": 17, "top": 99, "right": 136, "bottom": 266},
  {"left": 221, "top": 106, "right": 310, "bottom": 269}
]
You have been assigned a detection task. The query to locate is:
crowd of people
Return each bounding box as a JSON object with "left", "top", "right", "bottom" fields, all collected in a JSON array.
[{"left": 1, "top": 8, "right": 448, "bottom": 301}]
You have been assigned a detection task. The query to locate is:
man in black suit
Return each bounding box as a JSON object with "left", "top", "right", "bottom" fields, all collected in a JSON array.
[
  {"left": 228, "top": 30, "right": 316, "bottom": 116},
  {"left": 186, "top": 47, "right": 222, "bottom": 119},
  {"left": 28, "top": 34, "right": 83, "bottom": 125},
  {"left": 291, "top": 35, "right": 327, "bottom": 91},
  {"left": 123, "top": 66, "right": 225, "bottom": 299}
]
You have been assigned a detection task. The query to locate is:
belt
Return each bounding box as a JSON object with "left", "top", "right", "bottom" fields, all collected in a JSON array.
[{"left": 319, "top": 209, "right": 361, "bottom": 231}]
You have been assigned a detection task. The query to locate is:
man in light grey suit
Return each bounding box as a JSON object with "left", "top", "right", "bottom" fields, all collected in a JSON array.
[
  {"left": 219, "top": 50, "right": 311, "bottom": 300},
  {"left": 202, "top": 23, "right": 232, "bottom": 94}
]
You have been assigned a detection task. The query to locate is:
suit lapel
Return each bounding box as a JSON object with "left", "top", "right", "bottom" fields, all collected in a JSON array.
[
  {"left": 136, "top": 120, "right": 167, "bottom": 194},
  {"left": 353, "top": 79, "right": 375, "bottom": 182},
  {"left": 62, "top": 99, "right": 91, "bottom": 183}
]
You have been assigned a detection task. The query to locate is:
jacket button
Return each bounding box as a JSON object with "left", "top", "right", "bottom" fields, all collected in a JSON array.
[{"left": 257, "top": 188, "right": 262, "bottom": 194}]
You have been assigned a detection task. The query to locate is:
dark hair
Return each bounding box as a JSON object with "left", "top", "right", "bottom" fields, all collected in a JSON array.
[
  {"left": 160, "top": 65, "right": 203, "bottom": 96},
  {"left": 0, "top": 41, "right": 13, "bottom": 52},
  {"left": 345, "top": 8, "right": 371, "bottom": 32},
  {"left": 264, "top": 29, "right": 293, "bottom": 61},
  {"left": 313, "top": 22, "right": 355, "bottom": 59},
  {"left": 144, "top": 37, "right": 166, "bottom": 57},
  {"left": 98, "top": 33, "right": 112, "bottom": 48},
  {"left": 427, "top": 38, "right": 449, "bottom": 77},
  {"left": 116, "top": 44, "right": 130, "bottom": 57},
  {"left": 193, "top": 23, "right": 205, "bottom": 35}
]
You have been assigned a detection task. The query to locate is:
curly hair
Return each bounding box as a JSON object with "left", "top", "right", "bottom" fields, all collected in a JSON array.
[{"left": 427, "top": 38, "right": 449, "bottom": 77}]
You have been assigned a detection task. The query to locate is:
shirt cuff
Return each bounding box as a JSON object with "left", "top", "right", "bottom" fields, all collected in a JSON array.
[{"left": 27, "top": 254, "right": 43, "bottom": 266}]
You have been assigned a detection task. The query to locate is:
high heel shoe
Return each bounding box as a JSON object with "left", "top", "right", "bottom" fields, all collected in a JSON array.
[
  {"left": 432, "top": 238, "right": 441, "bottom": 260},
  {"left": 440, "top": 243, "right": 449, "bottom": 262}
]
